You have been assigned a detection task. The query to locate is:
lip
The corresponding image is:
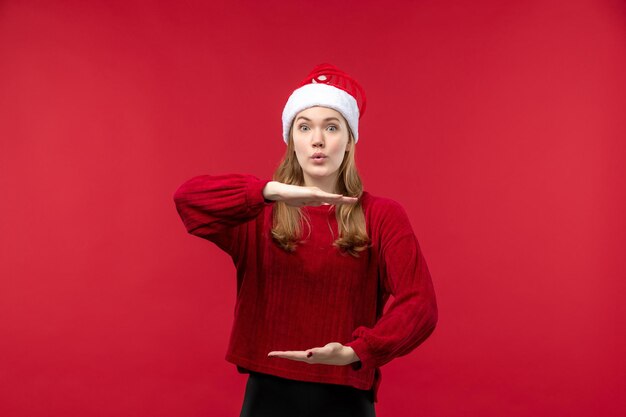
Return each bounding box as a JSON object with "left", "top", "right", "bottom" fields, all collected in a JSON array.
[{"left": 311, "top": 153, "right": 327, "bottom": 159}]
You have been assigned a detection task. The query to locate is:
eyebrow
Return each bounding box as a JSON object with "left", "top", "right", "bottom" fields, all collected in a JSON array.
[{"left": 295, "top": 116, "right": 341, "bottom": 123}]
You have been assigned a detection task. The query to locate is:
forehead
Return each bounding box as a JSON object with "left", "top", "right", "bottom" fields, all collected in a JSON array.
[{"left": 295, "top": 106, "right": 344, "bottom": 121}]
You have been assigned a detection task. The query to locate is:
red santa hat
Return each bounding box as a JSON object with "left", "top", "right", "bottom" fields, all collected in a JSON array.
[{"left": 281, "top": 63, "right": 367, "bottom": 144}]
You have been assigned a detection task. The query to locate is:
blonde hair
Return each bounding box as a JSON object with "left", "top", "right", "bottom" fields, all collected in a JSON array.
[{"left": 269, "top": 119, "right": 371, "bottom": 257}]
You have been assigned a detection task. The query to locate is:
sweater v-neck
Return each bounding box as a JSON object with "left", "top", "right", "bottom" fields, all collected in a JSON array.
[{"left": 303, "top": 204, "right": 336, "bottom": 213}]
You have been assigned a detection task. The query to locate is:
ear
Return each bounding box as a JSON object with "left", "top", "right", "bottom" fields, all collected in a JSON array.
[{"left": 345, "top": 137, "right": 353, "bottom": 152}]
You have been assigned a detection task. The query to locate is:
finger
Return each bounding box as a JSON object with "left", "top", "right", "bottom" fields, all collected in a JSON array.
[
  {"left": 313, "top": 192, "right": 358, "bottom": 203},
  {"left": 267, "top": 351, "right": 291, "bottom": 356},
  {"left": 267, "top": 350, "right": 313, "bottom": 361},
  {"left": 307, "top": 349, "right": 321, "bottom": 358},
  {"left": 268, "top": 350, "right": 304, "bottom": 358},
  {"left": 314, "top": 190, "right": 344, "bottom": 200}
]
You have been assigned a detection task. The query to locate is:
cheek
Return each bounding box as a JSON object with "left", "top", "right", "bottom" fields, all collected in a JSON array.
[
  {"left": 294, "top": 149, "right": 308, "bottom": 165},
  {"left": 331, "top": 143, "right": 348, "bottom": 158},
  {"left": 294, "top": 144, "right": 305, "bottom": 157}
]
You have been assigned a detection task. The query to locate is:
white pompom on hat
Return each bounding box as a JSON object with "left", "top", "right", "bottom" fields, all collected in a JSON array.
[{"left": 281, "top": 63, "right": 367, "bottom": 145}]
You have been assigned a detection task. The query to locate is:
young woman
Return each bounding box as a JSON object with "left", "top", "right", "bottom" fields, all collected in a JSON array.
[{"left": 173, "top": 63, "right": 438, "bottom": 417}]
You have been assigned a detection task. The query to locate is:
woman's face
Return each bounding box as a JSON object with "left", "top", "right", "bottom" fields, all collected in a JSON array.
[{"left": 291, "top": 106, "right": 351, "bottom": 187}]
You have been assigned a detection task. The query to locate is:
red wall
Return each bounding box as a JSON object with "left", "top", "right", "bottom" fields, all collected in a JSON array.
[{"left": 1, "top": 1, "right": 624, "bottom": 416}]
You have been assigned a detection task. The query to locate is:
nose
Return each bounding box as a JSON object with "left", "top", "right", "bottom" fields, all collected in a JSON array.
[{"left": 312, "top": 126, "right": 324, "bottom": 147}]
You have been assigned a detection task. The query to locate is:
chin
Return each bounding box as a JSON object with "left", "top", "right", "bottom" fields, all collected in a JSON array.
[{"left": 307, "top": 170, "right": 337, "bottom": 178}]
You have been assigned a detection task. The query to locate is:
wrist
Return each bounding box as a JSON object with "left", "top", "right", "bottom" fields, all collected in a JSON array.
[
  {"left": 263, "top": 181, "right": 280, "bottom": 202},
  {"left": 344, "top": 346, "right": 360, "bottom": 363}
]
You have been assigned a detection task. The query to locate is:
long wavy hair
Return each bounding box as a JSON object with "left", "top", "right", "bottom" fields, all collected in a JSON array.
[{"left": 269, "top": 117, "right": 371, "bottom": 257}]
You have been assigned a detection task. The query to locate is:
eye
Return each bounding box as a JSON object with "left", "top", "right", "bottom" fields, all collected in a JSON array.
[
  {"left": 298, "top": 124, "right": 309, "bottom": 131},
  {"left": 327, "top": 125, "right": 338, "bottom": 131}
]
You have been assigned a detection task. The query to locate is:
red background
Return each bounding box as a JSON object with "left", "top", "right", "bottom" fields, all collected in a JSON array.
[{"left": 1, "top": 1, "right": 624, "bottom": 416}]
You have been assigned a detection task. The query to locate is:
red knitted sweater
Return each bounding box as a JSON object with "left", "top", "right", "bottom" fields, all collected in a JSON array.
[{"left": 172, "top": 173, "right": 438, "bottom": 403}]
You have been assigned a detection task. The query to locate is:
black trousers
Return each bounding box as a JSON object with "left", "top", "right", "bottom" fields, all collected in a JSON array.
[{"left": 239, "top": 370, "right": 376, "bottom": 417}]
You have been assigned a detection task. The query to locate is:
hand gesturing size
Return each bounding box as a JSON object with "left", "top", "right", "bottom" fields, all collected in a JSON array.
[
  {"left": 267, "top": 342, "right": 359, "bottom": 366},
  {"left": 263, "top": 182, "right": 359, "bottom": 208}
]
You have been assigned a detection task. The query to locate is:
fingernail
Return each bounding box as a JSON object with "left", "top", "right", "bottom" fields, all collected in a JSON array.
[{"left": 307, "top": 352, "right": 313, "bottom": 357}]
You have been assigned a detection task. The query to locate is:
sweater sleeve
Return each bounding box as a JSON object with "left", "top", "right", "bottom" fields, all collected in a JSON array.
[
  {"left": 344, "top": 201, "right": 438, "bottom": 371},
  {"left": 172, "top": 173, "right": 275, "bottom": 258}
]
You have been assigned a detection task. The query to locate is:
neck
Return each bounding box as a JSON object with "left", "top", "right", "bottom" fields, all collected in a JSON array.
[{"left": 303, "top": 173, "right": 339, "bottom": 194}]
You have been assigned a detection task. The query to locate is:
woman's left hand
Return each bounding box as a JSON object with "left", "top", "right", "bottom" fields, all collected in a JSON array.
[{"left": 268, "top": 342, "right": 359, "bottom": 366}]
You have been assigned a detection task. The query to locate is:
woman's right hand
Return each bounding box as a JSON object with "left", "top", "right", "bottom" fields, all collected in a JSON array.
[{"left": 263, "top": 181, "right": 359, "bottom": 208}]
